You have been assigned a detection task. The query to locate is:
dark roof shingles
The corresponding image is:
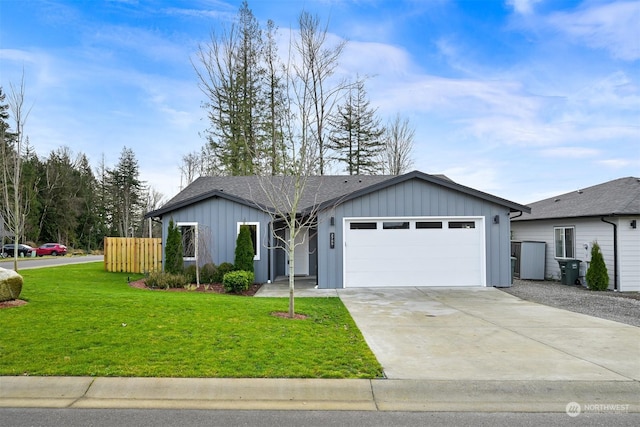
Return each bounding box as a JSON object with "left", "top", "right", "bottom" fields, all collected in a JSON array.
[{"left": 514, "top": 177, "right": 640, "bottom": 221}]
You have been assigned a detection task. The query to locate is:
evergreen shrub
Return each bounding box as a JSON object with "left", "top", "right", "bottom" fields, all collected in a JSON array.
[
  {"left": 234, "top": 225, "right": 255, "bottom": 273},
  {"left": 222, "top": 270, "right": 254, "bottom": 293},
  {"left": 200, "top": 263, "right": 217, "bottom": 284},
  {"left": 145, "top": 271, "right": 188, "bottom": 289},
  {"left": 586, "top": 241, "right": 609, "bottom": 291},
  {"left": 213, "top": 262, "right": 235, "bottom": 283},
  {"left": 184, "top": 264, "right": 198, "bottom": 284},
  {"left": 165, "top": 219, "right": 184, "bottom": 275}
]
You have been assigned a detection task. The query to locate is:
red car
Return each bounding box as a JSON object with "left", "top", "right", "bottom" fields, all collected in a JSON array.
[{"left": 35, "top": 243, "right": 67, "bottom": 256}]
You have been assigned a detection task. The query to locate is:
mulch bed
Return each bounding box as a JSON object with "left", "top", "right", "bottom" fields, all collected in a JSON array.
[
  {"left": 128, "top": 278, "right": 262, "bottom": 296},
  {"left": 0, "top": 299, "right": 28, "bottom": 309}
]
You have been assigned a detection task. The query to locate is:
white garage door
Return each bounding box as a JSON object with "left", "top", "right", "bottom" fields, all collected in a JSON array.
[{"left": 344, "top": 217, "right": 485, "bottom": 287}]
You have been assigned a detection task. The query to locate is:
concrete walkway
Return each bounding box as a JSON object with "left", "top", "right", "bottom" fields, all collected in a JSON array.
[{"left": 1, "top": 284, "right": 639, "bottom": 412}]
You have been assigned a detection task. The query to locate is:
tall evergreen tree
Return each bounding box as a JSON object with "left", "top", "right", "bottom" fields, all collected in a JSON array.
[
  {"left": 262, "top": 19, "right": 290, "bottom": 175},
  {"left": 329, "top": 78, "right": 384, "bottom": 175},
  {"left": 108, "top": 147, "right": 145, "bottom": 237},
  {"left": 194, "top": 1, "right": 265, "bottom": 176},
  {"left": 75, "top": 154, "right": 100, "bottom": 250}
]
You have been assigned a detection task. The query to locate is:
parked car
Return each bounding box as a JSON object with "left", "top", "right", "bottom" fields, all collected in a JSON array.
[
  {"left": 1, "top": 244, "right": 34, "bottom": 258},
  {"left": 35, "top": 243, "right": 67, "bottom": 257}
]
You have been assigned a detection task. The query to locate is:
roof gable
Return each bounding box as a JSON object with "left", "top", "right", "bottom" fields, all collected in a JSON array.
[
  {"left": 146, "top": 170, "right": 530, "bottom": 218},
  {"left": 513, "top": 177, "right": 640, "bottom": 221}
]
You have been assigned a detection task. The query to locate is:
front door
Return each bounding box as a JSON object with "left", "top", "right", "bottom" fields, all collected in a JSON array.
[{"left": 285, "top": 227, "right": 309, "bottom": 276}]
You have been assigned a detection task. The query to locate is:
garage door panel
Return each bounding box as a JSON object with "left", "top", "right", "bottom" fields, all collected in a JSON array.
[{"left": 344, "top": 217, "right": 484, "bottom": 287}]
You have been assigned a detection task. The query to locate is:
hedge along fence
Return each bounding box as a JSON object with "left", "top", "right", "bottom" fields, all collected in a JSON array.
[{"left": 104, "top": 237, "right": 162, "bottom": 273}]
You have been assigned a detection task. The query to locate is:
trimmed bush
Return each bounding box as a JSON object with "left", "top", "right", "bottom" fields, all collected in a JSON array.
[
  {"left": 234, "top": 225, "right": 255, "bottom": 273},
  {"left": 144, "top": 271, "right": 188, "bottom": 289},
  {"left": 200, "top": 263, "right": 217, "bottom": 284},
  {"left": 165, "top": 218, "right": 184, "bottom": 275},
  {"left": 586, "top": 241, "right": 609, "bottom": 291},
  {"left": 213, "top": 262, "right": 235, "bottom": 284},
  {"left": 222, "top": 270, "right": 254, "bottom": 293}
]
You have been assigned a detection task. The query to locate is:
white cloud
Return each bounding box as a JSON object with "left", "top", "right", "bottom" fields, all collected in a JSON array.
[
  {"left": 597, "top": 158, "right": 640, "bottom": 169},
  {"left": 507, "top": 0, "right": 543, "bottom": 15},
  {"left": 547, "top": 1, "right": 640, "bottom": 61},
  {"left": 538, "top": 146, "right": 600, "bottom": 158}
]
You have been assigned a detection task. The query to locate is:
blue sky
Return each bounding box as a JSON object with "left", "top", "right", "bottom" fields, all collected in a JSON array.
[{"left": 1, "top": 0, "right": 638, "bottom": 205}]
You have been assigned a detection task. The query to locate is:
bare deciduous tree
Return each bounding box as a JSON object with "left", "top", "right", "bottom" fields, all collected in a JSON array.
[
  {"left": 379, "top": 114, "right": 415, "bottom": 175},
  {"left": 1, "top": 75, "right": 33, "bottom": 271},
  {"left": 293, "top": 11, "right": 348, "bottom": 175}
]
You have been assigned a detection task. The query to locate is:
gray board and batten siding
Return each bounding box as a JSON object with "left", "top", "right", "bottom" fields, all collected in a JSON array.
[
  {"left": 316, "top": 177, "right": 522, "bottom": 289},
  {"left": 148, "top": 171, "right": 530, "bottom": 288},
  {"left": 160, "top": 196, "right": 273, "bottom": 283}
]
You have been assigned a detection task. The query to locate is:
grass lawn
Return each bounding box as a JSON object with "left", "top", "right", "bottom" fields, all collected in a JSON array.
[{"left": 0, "top": 263, "right": 383, "bottom": 378}]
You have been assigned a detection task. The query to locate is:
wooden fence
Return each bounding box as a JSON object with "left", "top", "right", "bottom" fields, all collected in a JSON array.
[{"left": 104, "top": 237, "right": 162, "bottom": 273}]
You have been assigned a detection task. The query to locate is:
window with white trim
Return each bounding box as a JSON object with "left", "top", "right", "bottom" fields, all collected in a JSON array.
[
  {"left": 177, "top": 222, "right": 198, "bottom": 260},
  {"left": 237, "top": 222, "right": 260, "bottom": 260},
  {"left": 554, "top": 226, "right": 575, "bottom": 258}
]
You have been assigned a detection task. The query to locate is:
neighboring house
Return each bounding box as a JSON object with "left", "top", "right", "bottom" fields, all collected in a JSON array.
[
  {"left": 511, "top": 177, "right": 640, "bottom": 292},
  {"left": 146, "top": 170, "right": 530, "bottom": 289}
]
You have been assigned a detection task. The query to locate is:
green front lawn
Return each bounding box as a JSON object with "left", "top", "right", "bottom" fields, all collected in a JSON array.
[{"left": 0, "top": 263, "right": 383, "bottom": 378}]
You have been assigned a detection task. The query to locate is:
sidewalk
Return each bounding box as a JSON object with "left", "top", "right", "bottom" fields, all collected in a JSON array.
[{"left": 1, "top": 376, "right": 639, "bottom": 412}]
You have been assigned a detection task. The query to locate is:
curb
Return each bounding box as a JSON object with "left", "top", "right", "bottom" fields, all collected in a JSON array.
[{"left": 1, "top": 377, "right": 639, "bottom": 412}]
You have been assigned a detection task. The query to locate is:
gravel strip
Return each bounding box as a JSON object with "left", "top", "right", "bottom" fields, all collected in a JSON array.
[{"left": 500, "top": 279, "right": 640, "bottom": 327}]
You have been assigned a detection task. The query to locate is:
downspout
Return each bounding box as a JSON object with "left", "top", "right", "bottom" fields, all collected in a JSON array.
[
  {"left": 267, "top": 222, "right": 272, "bottom": 283},
  {"left": 600, "top": 217, "right": 618, "bottom": 291}
]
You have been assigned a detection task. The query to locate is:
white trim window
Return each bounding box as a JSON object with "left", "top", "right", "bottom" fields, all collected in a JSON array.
[
  {"left": 237, "top": 222, "right": 260, "bottom": 261},
  {"left": 554, "top": 226, "right": 575, "bottom": 258},
  {"left": 177, "top": 222, "right": 198, "bottom": 261}
]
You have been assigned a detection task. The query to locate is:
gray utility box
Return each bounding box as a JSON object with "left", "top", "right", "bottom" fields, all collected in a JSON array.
[{"left": 511, "top": 241, "right": 546, "bottom": 280}]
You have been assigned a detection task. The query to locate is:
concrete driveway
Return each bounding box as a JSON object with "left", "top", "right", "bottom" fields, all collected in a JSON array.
[{"left": 337, "top": 287, "right": 640, "bottom": 381}]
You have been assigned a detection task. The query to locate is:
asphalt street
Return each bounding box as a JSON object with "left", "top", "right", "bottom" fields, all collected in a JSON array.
[
  {"left": 1, "top": 408, "right": 638, "bottom": 427},
  {"left": 0, "top": 255, "right": 104, "bottom": 270}
]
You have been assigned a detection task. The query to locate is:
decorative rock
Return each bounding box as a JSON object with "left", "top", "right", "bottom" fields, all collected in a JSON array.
[{"left": 0, "top": 267, "right": 23, "bottom": 301}]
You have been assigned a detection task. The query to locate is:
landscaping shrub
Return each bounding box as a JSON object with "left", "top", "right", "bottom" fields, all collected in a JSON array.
[
  {"left": 586, "top": 241, "right": 609, "bottom": 291},
  {"left": 200, "top": 263, "right": 217, "bottom": 284},
  {"left": 184, "top": 264, "right": 198, "bottom": 284},
  {"left": 234, "top": 225, "right": 255, "bottom": 273},
  {"left": 222, "top": 270, "right": 254, "bottom": 293},
  {"left": 213, "top": 262, "right": 235, "bottom": 283},
  {"left": 165, "top": 218, "right": 184, "bottom": 275},
  {"left": 144, "top": 271, "right": 188, "bottom": 289}
]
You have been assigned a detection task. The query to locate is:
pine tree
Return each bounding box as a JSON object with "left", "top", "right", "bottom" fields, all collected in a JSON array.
[
  {"left": 107, "top": 147, "right": 145, "bottom": 237},
  {"left": 329, "top": 78, "right": 384, "bottom": 174},
  {"left": 586, "top": 241, "right": 609, "bottom": 291}
]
